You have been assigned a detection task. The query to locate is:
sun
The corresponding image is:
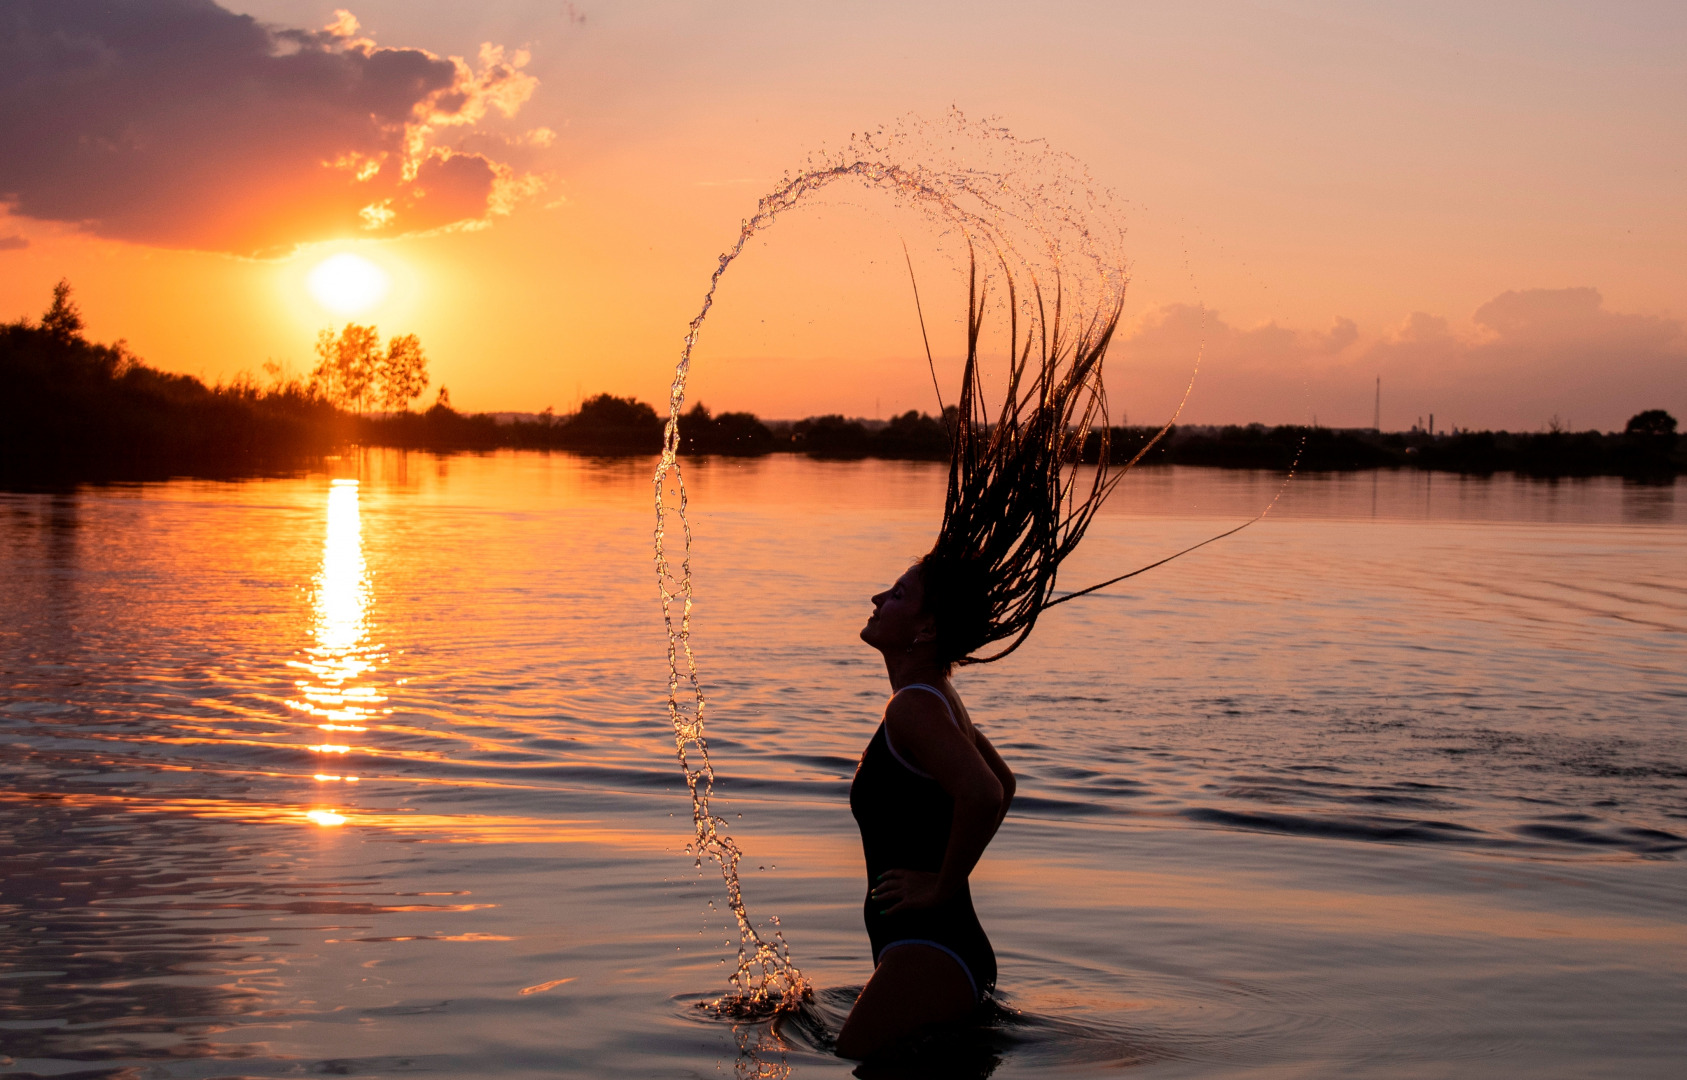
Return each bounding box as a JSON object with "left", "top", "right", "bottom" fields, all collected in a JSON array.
[{"left": 307, "top": 253, "right": 391, "bottom": 315}]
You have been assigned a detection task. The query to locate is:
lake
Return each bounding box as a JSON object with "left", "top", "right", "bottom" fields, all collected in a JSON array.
[{"left": 2, "top": 452, "right": 1683, "bottom": 1078}]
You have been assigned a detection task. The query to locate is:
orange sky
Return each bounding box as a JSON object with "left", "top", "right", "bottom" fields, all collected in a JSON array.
[{"left": 1, "top": 1, "right": 1682, "bottom": 430}]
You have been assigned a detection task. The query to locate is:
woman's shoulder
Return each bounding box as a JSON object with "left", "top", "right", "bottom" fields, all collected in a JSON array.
[{"left": 887, "top": 683, "right": 970, "bottom": 737}]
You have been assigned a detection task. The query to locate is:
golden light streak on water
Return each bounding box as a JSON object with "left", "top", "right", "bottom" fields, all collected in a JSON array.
[
  {"left": 318, "top": 479, "right": 370, "bottom": 652},
  {"left": 306, "top": 808, "right": 348, "bottom": 826},
  {"left": 288, "top": 479, "right": 389, "bottom": 782},
  {"left": 323, "top": 934, "right": 516, "bottom": 943},
  {"left": 518, "top": 978, "right": 577, "bottom": 995},
  {"left": 0, "top": 789, "right": 671, "bottom": 848}
]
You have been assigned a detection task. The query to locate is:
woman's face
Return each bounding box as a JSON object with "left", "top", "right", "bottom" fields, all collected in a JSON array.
[{"left": 860, "top": 565, "right": 933, "bottom": 652}]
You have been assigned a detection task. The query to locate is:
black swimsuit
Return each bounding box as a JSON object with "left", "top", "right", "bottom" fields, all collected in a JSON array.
[{"left": 849, "top": 683, "right": 997, "bottom": 1000}]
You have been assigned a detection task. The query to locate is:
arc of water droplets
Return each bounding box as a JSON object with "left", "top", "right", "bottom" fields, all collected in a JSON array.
[{"left": 653, "top": 112, "right": 1129, "bottom": 1016}]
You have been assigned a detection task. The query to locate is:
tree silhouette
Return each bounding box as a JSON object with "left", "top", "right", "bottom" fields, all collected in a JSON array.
[
  {"left": 377, "top": 333, "right": 428, "bottom": 412},
  {"left": 1625, "top": 409, "right": 1678, "bottom": 438},
  {"left": 311, "top": 324, "right": 377, "bottom": 412},
  {"left": 557, "top": 393, "right": 663, "bottom": 451},
  {"left": 41, "top": 279, "right": 84, "bottom": 342},
  {"left": 310, "top": 324, "right": 428, "bottom": 413}
]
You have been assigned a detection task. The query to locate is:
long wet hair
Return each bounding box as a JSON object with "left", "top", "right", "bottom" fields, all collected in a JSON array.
[{"left": 918, "top": 247, "right": 1123, "bottom": 669}]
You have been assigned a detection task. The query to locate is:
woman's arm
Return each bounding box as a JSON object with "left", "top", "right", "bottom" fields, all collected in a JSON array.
[
  {"left": 971, "top": 726, "right": 1015, "bottom": 830},
  {"left": 873, "top": 693, "right": 1004, "bottom": 915}
]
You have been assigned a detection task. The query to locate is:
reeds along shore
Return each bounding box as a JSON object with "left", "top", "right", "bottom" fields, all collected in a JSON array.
[{"left": 2, "top": 307, "right": 1679, "bottom": 483}]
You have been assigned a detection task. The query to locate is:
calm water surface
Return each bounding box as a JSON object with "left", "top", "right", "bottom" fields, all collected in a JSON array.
[{"left": 2, "top": 454, "right": 1683, "bottom": 1078}]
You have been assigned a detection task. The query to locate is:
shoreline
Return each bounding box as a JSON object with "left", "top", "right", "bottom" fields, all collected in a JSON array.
[
  {"left": 6, "top": 437, "right": 1685, "bottom": 491},
  {"left": 4, "top": 315, "right": 1680, "bottom": 484}
]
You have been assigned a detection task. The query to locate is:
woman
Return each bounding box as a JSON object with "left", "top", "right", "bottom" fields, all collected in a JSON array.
[
  {"left": 835, "top": 257, "right": 1125, "bottom": 1059},
  {"left": 835, "top": 558, "right": 1016, "bottom": 1058}
]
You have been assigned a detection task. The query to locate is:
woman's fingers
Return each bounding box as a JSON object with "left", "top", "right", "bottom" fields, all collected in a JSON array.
[
  {"left": 879, "top": 883, "right": 916, "bottom": 915},
  {"left": 872, "top": 871, "right": 913, "bottom": 914},
  {"left": 871, "top": 872, "right": 905, "bottom": 902},
  {"left": 872, "top": 869, "right": 940, "bottom": 914}
]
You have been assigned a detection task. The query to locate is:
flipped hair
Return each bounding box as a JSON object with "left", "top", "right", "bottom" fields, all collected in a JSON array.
[{"left": 920, "top": 248, "right": 1122, "bottom": 669}]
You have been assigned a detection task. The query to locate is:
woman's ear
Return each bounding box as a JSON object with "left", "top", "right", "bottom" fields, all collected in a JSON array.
[{"left": 911, "top": 613, "right": 938, "bottom": 645}]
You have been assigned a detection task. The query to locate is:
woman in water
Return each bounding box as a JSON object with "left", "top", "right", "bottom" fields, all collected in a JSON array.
[
  {"left": 835, "top": 257, "right": 1124, "bottom": 1058},
  {"left": 835, "top": 557, "right": 1015, "bottom": 1057}
]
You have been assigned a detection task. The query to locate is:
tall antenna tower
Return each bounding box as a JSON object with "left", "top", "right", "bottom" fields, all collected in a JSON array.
[{"left": 1374, "top": 376, "right": 1381, "bottom": 433}]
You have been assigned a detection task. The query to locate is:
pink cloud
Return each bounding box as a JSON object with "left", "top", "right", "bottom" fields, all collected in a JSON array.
[
  {"left": 1112, "top": 304, "right": 1367, "bottom": 426},
  {"left": 0, "top": 1, "right": 543, "bottom": 256},
  {"left": 1113, "top": 289, "right": 1685, "bottom": 431},
  {"left": 1366, "top": 288, "right": 1684, "bottom": 430}
]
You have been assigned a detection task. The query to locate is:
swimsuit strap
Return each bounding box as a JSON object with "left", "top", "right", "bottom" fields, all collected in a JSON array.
[
  {"left": 883, "top": 683, "right": 966, "bottom": 778},
  {"left": 893, "top": 683, "right": 961, "bottom": 729}
]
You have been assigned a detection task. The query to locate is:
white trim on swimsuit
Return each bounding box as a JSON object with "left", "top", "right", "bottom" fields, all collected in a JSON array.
[
  {"left": 879, "top": 938, "right": 980, "bottom": 1000},
  {"left": 881, "top": 683, "right": 960, "bottom": 779}
]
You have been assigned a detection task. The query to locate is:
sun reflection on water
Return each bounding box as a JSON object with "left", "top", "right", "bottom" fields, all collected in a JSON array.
[{"left": 289, "top": 478, "right": 386, "bottom": 822}]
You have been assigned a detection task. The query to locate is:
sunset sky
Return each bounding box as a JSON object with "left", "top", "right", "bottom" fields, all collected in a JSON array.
[{"left": 2, "top": 0, "right": 1682, "bottom": 430}]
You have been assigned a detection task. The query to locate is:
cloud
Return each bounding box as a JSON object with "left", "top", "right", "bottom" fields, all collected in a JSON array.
[
  {"left": 0, "top": 1, "right": 543, "bottom": 256},
  {"left": 1366, "top": 288, "right": 1685, "bottom": 430},
  {"left": 0, "top": 234, "right": 27, "bottom": 251},
  {"left": 1114, "top": 289, "right": 1686, "bottom": 430},
  {"left": 1112, "top": 305, "right": 1367, "bottom": 426}
]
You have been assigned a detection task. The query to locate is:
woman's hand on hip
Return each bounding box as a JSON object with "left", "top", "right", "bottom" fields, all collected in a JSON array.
[{"left": 872, "top": 869, "right": 947, "bottom": 915}]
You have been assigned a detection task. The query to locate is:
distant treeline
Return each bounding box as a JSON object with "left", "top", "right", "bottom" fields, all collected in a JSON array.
[
  {"left": 359, "top": 395, "right": 1682, "bottom": 479},
  {"left": 1093, "top": 417, "right": 1685, "bottom": 478},
  {"left": 362, "top": 400, "right": 960, "bottom": 459},
  {"left": 3, "top": 285, "right": 1680, "bottom": 482}
]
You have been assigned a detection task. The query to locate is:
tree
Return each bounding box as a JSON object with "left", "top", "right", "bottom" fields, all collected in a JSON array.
[
  {"left": 310, "top": 324, "right": 428, "bottom": 413},
  {"left": 558, "top": 393, "right": 663, "bottom": 451},
  {"left": 1625, "top": 409, "right": 1678, "bottom": 438},
  {"left": 41, "top": 279, "right": 84, "bottom": 342},
  {"left": 679, "top": 402, "right": 776, "bottom": 455},
  {"left": 311, "top": 323, "right": 379, "bottom": 412},
  {"left": 377, "top": 333, "right": 429, "bottom": 412}
]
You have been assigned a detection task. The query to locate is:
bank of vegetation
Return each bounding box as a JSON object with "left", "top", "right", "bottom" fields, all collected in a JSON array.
[
  {"left": 1, "top": 283, "right": 344, "bottom": 481},
  {"left": 3, "top": 283, "right": 1680, "bottom": 483}
]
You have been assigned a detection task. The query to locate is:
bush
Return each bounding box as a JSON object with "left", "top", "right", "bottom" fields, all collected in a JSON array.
[
  {"left": 680, "top": 403, "right": 777, "bottom": 455},
  {"left": 558, "top": 394, "right": 664, "bottom": 453}
]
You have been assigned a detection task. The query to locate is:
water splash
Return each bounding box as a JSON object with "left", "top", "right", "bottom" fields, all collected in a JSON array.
[
  {"left": 653, "top": 110, "right": 1131, "bottom": 1016},
  {"left": 731, "top": 1021, "right": 793, "bottom": 1080}
]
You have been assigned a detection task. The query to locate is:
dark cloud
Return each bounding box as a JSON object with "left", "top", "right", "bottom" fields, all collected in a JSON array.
[
  {"left": 1115, "top": 289, "right": 1685, "bottom": 430},
  {"left": 0, "top": 1, "right": 542, "bottom": 255},
  {"left": 0, "top": 234, "right": 28, "bottom": 251}
]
